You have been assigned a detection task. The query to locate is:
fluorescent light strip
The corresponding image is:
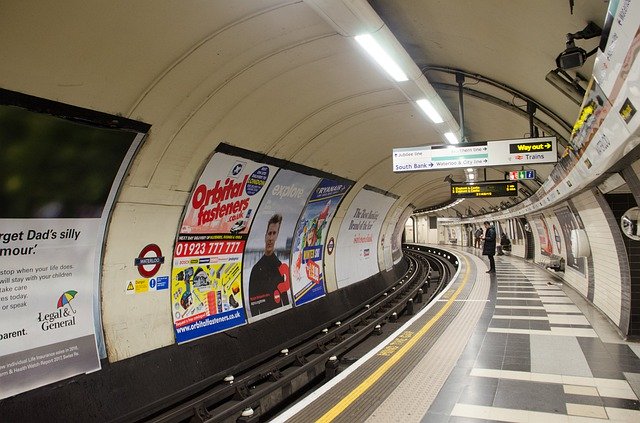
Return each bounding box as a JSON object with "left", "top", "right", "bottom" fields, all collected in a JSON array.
[
  {"left": 415, "top": 99, "right": 444, "bottom": 124},
  {"left": 429, "top": 198, "right": 464, "bottom": 213},
  {"left": 354, "top": 34, "right": 408, "bottom": 82},
  {"left": 444, "top": 132, "right": 458, "bottom": 144}
]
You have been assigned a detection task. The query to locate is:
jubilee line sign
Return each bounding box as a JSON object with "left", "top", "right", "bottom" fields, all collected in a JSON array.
[{"left": 392, "top": 136, "right": 557, "bottom": 172}]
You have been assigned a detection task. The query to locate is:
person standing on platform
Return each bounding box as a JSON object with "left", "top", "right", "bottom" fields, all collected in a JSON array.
[
  {"left": 482, "top": 221, "right": 496, "bottom": 273},
  {"left": 474, "top": 227, "right": 483, "bottom": 248},
  {"left": 498, "top": 232, "right": 511, "bottom": 255}
]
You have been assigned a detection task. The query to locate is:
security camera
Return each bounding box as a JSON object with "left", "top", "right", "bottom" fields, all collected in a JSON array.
[
  {"left": 556, "top": 39, "right": 587, "bottom": 70},
  {"left": 555, "top": 22, "right": 602, "bottom": 70}
]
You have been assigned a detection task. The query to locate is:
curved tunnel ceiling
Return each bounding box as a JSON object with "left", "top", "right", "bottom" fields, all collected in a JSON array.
[{"left": 0, "top": 0, "right": 609, "bottom": 216}]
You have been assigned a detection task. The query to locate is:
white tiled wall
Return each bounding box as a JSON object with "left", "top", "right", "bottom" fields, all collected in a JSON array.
[
  {"left": 525, "top": 191, "right": 623, "bottom": 330},
  {"left": 415, "top": 215, "right": 430, "bottom": 243},
  {"left": 572, "top": 190, "right": 623, "bottom": 327},
  {"left": 511, "top": 243, "right": 525, "bottom": 258},
  {"left": 562, "top": 262, "right": 589, "bottom": 298}
]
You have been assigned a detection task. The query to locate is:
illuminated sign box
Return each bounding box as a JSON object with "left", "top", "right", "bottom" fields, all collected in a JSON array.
[
  {"left": 508, "top": 141, "right": 553, "bottom": 154},
  {"left": 392, "top": 136, "right": 557, "bottom": 172},
  {"left": 451, "top": 181, "right": 518, "bottom": 198},
  {"left": 507, "top": 170, "right": 536, "bottom": 180}
]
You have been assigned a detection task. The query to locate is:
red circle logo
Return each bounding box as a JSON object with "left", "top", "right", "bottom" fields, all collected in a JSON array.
[
  {"left": 327, "top": 237, "right": 335, "bottom": 255},
  {"left": 135, "top": 244, "right": 164, "bottom": 278}
]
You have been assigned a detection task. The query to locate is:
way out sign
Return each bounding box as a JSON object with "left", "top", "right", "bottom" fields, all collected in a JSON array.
[
  {"left": 392, "top": 136, "right": 557, "bottom": 172},
  {"left": 134, "top": 244, "right": 165, "bottom": 278}
]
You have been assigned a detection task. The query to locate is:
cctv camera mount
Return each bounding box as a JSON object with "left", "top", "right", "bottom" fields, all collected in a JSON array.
[
  {"left": 555, "top": 21, "right": 602, "bottom": 70},
  {"left": 570, "top": 21, "right": 602, "bottom": 41}
]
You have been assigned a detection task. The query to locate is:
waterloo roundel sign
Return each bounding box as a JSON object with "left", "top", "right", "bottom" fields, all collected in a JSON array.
[
  {"left": 134, "top": 244, "right": 165, "bottom": 278},
  {"left": 327, "top": 237, "right": 335, "bottom": 255}
]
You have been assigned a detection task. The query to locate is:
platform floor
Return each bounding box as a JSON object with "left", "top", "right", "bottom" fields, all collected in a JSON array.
[{"left": 274, "top": 247, "right": 640, "bottom": 422}]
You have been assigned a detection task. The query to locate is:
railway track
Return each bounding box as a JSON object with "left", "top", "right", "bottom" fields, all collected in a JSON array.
[{"left": 116, "top": 246, "right": 458, "bottom": 423}]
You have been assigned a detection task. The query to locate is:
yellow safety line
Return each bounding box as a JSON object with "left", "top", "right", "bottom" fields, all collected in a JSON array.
[{"left": 316, "top": 254, "right": 471, "bottom": 423}]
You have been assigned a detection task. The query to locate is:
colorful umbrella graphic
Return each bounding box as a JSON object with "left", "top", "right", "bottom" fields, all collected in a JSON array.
[{"left": 57, "top": 290, "right": 78, "bottom": 314}]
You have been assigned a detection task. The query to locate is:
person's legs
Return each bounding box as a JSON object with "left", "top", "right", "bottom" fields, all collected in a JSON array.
[{"left": 487, "top": 254, "right": 495, "bottom": 273}]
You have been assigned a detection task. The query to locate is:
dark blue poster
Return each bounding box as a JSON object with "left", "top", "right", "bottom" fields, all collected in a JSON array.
[{"left": 290, "top": 179, "right": 351, "bottom": 306}]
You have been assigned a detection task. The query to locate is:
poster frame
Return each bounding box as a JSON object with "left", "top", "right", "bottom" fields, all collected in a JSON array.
[{"left": 0, "top": 88, "right": 150, "bottom": 396}]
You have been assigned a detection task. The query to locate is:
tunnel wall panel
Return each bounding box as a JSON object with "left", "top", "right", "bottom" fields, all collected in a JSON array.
[
  {"left": 102, "top": 202, "right": 182, "bottom": 361},
  {"left": 573, "top": 189, "right": 624, "bottom": 328}
]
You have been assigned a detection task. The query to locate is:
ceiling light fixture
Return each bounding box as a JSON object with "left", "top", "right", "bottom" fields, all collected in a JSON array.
[
  {"left": 304, "top": 0, "right": 461, "bottom": 149},
  {"left": 416, "top": 99, "right": 444, "bottom": 123},
  {"left": 444, "top": 132, "right": 458, "bottom": 144},
  {"left": 545, "top": 68, "right": 586, "bottom": 105},
  {"left": 426, "top": 198, "right": 464, "bottom": 213},
  {"left": 355, "top": 34, "right": 408, "bottom": 82}
]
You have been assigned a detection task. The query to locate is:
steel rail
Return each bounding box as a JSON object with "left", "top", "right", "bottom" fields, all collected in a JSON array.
[{"left": 124, "top": 248, "right": 455, "bottom": 423}]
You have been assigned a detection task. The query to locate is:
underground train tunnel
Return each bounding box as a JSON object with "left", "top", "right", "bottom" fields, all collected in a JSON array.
[{"left": 1, "top": 1, "right": 640, "bottom": 422}]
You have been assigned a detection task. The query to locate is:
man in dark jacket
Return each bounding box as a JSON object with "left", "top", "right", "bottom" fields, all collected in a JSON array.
[
  {"left": 248, "top": 214, "right": 290, "bottom": 316},
  {"left": 482, "top": 221, "right": 496, "bottom": 273}
]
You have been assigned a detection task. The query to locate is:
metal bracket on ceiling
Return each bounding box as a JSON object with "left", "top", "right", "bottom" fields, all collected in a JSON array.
[
  {"left": 456, "top": 72, "right": 466, "bottom": 142},
  {"left": 423, "top": 66, "right": 572, "bottom": 151},
  {"left": 527, "top": 102, "right": 539, "bottom": 138}
]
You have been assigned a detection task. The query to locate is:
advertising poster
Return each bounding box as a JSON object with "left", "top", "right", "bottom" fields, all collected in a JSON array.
[
  {"left": 335, "top": 189, "right": 396, "bottom": 288},
  {"left": 554, "top": 206, "right": 587, "bottom": 275},
  {"left": 291, "top": 179, "right": 351, "bottom": 306},
  {"left": 172, "top": 153, "right": 276, "bottom": 343},
  {"left": 573, "top": 81, "right": 610, "bottom": 152},
  {"left": 0, "top": 219, "right": 102, "bottom": 399},
  {"left": 384, "top": 207, "right": 402, "bottom": 269},
  {"left": 390, "top": 206, "right": 413, "bottom": 266},
  {"left": 532, "top": 214, "right": 553, "bottom": 256},
  {"left": 552, "top": 224, "right": 562, "bottom": 253},
  {"left": 550, "top": 80, "right": 611, "bottom": 187},
  {"left": 180, "top": 153, "right": 274, "bottom": 235},
  {"left": 242, "top": 170, "right": 319, "bottom": 322},
  {"left": 380, "top": 204, "right": 402, "bottom": 271},
  {"left": 0, "top": 101, "right": 141, "bottom": 398},
  {"left": 171, "top": 239, "right": 245, "bottom": 343},
  {"left": 515, "top": 219, "right": 524, "bottom": 241}
]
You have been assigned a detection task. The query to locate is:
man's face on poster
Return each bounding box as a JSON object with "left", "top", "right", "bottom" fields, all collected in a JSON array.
[
  {"left": 306, "top": 225, "right": 316, "bottom": 246},
  {"left": 265, "top": 222, "right": 280, "bottom": 256}
]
